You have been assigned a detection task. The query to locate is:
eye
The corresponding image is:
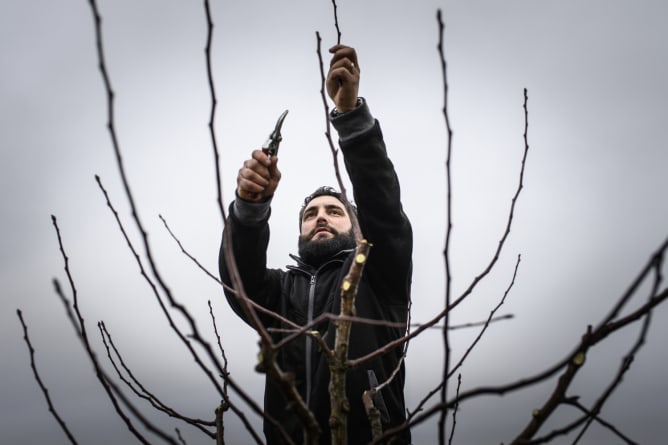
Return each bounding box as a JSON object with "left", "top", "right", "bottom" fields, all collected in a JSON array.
[{"left": 329, "top": 208, "right": 344, "bottom": 216}]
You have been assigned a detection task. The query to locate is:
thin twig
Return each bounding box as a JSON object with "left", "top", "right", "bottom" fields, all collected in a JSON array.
[
  {"left": 160, "top": 214, "right": 221, "bottom": 284},
  {"left": 329, "top": 240, "right": 372, "bottom": 444},
  {"left": 408, "top": 255, "right": 521, "bottom": 421},
  {"left": 511, "top": 245, "right": 666, "bottom": 443},
  {"left": 95, "top": 176, "right": 227, "bottom": 394},
  {"left": 97, "top": 322, "right": 217, "bottom": 434},
  {"left": 314, "top": 31, "right": 362, "bottom": 240},
  {"left": 52, "top": 214, "right": 171, "bottom": 444},
  {"left": 447, "top": 374, "right": 462, "bottom": 445},
  {"left": 88, "top": 0, "right": 234, "bottom": 407},
  {"left": 411, "top": 314, "right": 514, "bottom": 331},
  {"left": 568, "top": 399, "right": 638, "bottom": 444},
  {"left": 203, "top": 0, "right": 226, "bottom": 225},
  {"left": 331, "top": 0, "right": 342, "bottom": 44},
  {"left": 375, "top": 240, "right": 668, "bottom": 443},
  {"left": 437, "top": 9, "right": 453, "bottom": 443},
  {"left": 449, "top": 255, "right": 521, "bottom": 379},
  {"left": 16, "top": 310, "right": 79, "bottom": 444},
  {"left": 88, "top": 1, "right": 271, "bottom": 437}
]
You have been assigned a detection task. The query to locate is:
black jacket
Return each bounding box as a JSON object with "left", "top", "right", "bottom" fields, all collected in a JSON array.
[{"left": 219, "top": 101, "right": 412, "bottom": 444}]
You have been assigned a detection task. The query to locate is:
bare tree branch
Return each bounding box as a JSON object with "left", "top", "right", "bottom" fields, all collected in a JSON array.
[
  {"left": 97, "top": 321, "right": 217, "bottom": 435},
  {"left": 377, "top": 240, "right": 668, "bottom": 443},
  {"left": 160, "top": 214, "right": 221, "bottom": 284},
  {"left": 95, "top": 176, "right": 228, "bottom": 395},
  {"left": 203, "top": 0, "right": 227, "bottom": 225},
  {"left": 408, "top": 255, "right": 521, "bottom": 422},
  {"left": 330, "top": 0, "right": 342, "bottom": 45},
  {"left": 20, "top": 4, "right": 668, "bottom": 445},
  {"left": 314, "top": 31, "right": 362, "bottom": 240},
  {"left": 329, "top": 240, "right": 372, "bottom": 443},
  {"left": 512, "top": 246, "right": 666, "bottom": 444},
  {"left": 447, "top": 374, "right": 462, "bottom": 445},
  {"left": 412, "top": 314, "right": 514, "bottom": 331},
  {"left": 437, "top": 9, "right": 454, "bottom": 442},
  {"left": 51, "top": 214, "right": 178, "bottom": 444},
  {"left": 16, "top": 310, "right": 79, "bottom": 445}
]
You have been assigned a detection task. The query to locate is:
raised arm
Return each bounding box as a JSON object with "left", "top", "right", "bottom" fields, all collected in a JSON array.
[
  {"left": 327, "top": 45, "right": 413, "bottom": 305},
  {"left": 219, "top": 149, "right": 283, "bottom": 326}
]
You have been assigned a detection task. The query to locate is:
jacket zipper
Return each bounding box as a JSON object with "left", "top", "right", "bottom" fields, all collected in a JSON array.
[
  {"left": 305, "top": 274, "right": 316, "bottom": 408},
  {"left": 287, "top": 253, "right": 351, "bottom": 408}
]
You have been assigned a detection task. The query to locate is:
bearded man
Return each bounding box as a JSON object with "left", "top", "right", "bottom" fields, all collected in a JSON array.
[{"left": 219, "top": 44, "right": 412, "bottom": 445}]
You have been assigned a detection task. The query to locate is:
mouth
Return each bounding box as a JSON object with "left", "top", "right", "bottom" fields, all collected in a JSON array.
[{"left": 312, "top": 227, "right": 333, "bottom": 239}]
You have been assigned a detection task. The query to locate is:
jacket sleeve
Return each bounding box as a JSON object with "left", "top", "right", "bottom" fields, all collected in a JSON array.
[
  {"left": 218, "top": 200, "right": 283, "bottom": 328},
  {"left": 332, "top": 100, "right": 413, "bottom": 306}
]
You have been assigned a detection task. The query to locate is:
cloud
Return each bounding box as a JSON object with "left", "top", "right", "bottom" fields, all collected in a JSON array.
[{"left": 2, "top": 1, "right": 667, "bottom": 444}]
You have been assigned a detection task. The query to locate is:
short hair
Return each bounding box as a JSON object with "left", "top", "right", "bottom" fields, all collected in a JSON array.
[{"left": 299, "top": 186, "right": 356, "bottom": 229}]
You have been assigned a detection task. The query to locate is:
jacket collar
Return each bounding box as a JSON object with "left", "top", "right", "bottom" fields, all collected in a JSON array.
[{"left": 287, "top": 249, "right": 354, "bottom": 275}]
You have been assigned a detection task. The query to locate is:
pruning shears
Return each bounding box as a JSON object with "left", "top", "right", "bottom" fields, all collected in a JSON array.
[{"left": 261, "top": 110, "right": 289, "bottom": 157}]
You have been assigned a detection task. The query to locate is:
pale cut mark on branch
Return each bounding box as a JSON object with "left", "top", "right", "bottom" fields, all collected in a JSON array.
[
  {"left": 379, "top": 241, "right": 668, "bottom": 442},
  {"left": 29, "top": 2, "right": 667, "bottom": 444},
  {"left": 512, "top": 250, "right": 665, "bottom": 444},
  {"left": 362, "top": 389, "right": 382, "bottom": 441},
  {"left": 329, "top": 240, "right": 372, "bottom": 444}
]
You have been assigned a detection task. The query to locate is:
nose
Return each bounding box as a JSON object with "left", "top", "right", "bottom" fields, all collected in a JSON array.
[{"left": 316, "top": 213, "right": 328, "bottom": 225}]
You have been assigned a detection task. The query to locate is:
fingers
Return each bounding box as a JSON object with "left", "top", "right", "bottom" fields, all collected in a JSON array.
[
  {"left": 329, "top": 45, "right": 359, "bottom": 72},
  {"left": 328, "top": 45, "right": 359, "bottom": 82},
  {"left": 327, "top": 44, "right": 360, "bottom": 111},
  {"left": 236, "top": 150, "right": 280, "bottom": 201}
]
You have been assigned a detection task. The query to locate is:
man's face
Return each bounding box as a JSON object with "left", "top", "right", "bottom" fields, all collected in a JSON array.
[{"left": 300, "top": 195, "right": 353, "bottom": 242}]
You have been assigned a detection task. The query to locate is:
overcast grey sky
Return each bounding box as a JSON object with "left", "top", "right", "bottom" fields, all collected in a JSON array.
[{"left": 2, "top": 1, "right": 667, "bottom": 444}]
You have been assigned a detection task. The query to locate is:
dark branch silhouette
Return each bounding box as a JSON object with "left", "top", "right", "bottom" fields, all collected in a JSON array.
[
  {"left": 16, "top": 310, "right": 79, "bottom": 445},
  {"left": 15, "top": 2, "right": 668, "bottom": 445}
]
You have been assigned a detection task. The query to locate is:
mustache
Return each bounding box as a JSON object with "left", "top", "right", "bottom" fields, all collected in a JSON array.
[{"left": 302, "top": 224, "right": 341, "bottom": 241}]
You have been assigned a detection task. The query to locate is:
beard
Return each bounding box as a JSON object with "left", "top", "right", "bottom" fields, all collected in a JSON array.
[{"left": 298, "top": 228, "right": 356, "bottom": 268}]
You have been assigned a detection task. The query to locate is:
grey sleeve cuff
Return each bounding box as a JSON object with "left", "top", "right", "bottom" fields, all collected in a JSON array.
[
  {"left": 233, "top": 194, "right": 272, "bottom": 225},
  {"left": 330, "top": 97, "right": 375, "bottom": 143}
]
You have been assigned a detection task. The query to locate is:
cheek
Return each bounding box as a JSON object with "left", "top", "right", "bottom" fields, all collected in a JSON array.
[
  {"left": 335, "top": 219, "right": 353, "bottom": 233},
  {"left": 301, "top": 221, "right": 313, "bottom": 236}
]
